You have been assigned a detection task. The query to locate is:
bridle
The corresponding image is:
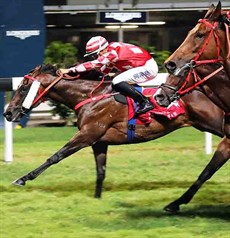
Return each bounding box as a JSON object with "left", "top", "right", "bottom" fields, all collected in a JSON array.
[
  {"left": 22, "top": 70, "right": 81, "bottom": 109},
  {"left": 21, "top": 69, "right": 109, "bottom": 112},
  {"left": 23, "top": 70, "right": 65, "bottom": 108},
  {"left": 161, "top": 15, "right": 230, "bottom": 101}
]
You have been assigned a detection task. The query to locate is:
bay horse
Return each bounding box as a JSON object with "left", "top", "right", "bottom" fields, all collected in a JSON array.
[
  {"left": 3, "top": 64, "right": 225, "bottom": 213},
  {"left": 156, "top": 1, "right": 230, "bottom": 108},
  {"left": 156, "top": 1, "right": 230, "bottom": 109},
  {"left": 155, "top": 1, "right": 230, "bottom": 136},
  {"left": 154, "top": 1, "right": 230, "bottom": 212},
  {"left": 163, "top": 1, "right": 229, "bottom": 79}
]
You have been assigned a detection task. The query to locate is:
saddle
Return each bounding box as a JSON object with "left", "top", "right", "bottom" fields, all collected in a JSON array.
[{"left": 114, "top": 85, "right": 185, "bottom": 123}]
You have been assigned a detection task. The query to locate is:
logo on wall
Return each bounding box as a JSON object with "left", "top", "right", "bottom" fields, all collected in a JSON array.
[
  {"left": 6, "top": 30, "right": 40, "bottom": 40},
  {"left": 97, "top": 11, "right": 148, "bottom": 24},
  {"left": 105, "top": 12, "right": 142, "bottom": 22}
]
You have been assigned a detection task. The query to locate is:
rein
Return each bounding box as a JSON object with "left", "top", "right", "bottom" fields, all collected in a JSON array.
[
  {"left": 24, "top": 70, "right": 81, "bottom": 107},
  {"left": 177, "top": 64, "right": 224, "bottom": 95},
  {"left": 173, "top": 19, "right": 230, "bottom": 96},
  {"left": 89, "top": 75, "right": 105, "bottom": 98},
  {"left": 74, "top": 93, "right": 118, "bottom": 111},
  {"left": 24, "top": 69, "right": 115, "bottom": 111},
  {"left": 74, "top": 76, "right": 119, "bottom": 111}
]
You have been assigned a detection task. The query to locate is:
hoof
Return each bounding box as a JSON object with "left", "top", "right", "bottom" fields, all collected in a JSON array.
[
  {"left": 12, "top": 178, "right": 26, "bottom": 186},
  {"left": 94, "top": 194, "right": 102, "bottom": 199},
  {"left": 164, "top": 202, "right": 180, "bottom": 214}
]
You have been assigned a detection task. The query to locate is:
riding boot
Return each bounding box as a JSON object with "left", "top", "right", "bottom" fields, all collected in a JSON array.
[{"left": 112, "top": 81, "right": 154, "bottom": 115}]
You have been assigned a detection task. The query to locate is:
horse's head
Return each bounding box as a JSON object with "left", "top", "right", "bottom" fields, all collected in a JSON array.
[
  {"left": 155, "top": 1, "right": 230, "bottom": 107},
  {"left": 3, "top": 64, "right": 58, "bottom": 122},
  {"left": 155, "top": 63, "right": 227, "bottom": 107},
  {"left": 165, "top": 1, "right": 229, "bottom": 75},
  {"left": 3, "top": 64, "right": 107, "bottom": 122}
]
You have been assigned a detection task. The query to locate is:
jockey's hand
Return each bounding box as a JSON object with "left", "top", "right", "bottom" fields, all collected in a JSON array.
[{"left": 59, "top": 68, "right": 71, "bottom": 74}]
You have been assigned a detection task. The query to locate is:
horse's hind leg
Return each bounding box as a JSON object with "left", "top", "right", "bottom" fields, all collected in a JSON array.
[
  {"left": 164, "top": 136, "right": 230, "bottom": 213},
  {"left": 92, "top": 141, "right": 108, "bottom": 198}
]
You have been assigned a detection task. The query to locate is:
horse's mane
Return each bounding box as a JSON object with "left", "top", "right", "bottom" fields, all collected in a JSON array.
[
  {"left": 37, "top": 64, "right": 104, "bottom": 81},
  {"left": 75, "top": 69, "right": 103, "bottom": 81},
  {"left": 39, "top": 64, "right": 58, "bottom": 75}
]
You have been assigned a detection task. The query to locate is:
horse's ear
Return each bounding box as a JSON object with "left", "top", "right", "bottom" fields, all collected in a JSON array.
[
  {"left": 208, "top": 1, "right": 222, "bottom": 20},
  {"left": 33, "top": 65, "right": 42, "bottom": 72},
  {"left": 204, "top": 4, "right": 216, "bottom": 18}
]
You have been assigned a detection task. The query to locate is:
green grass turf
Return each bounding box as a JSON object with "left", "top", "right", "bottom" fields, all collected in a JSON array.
[{"left": 0, "top": 127, "right": 229, "bottom": 238}]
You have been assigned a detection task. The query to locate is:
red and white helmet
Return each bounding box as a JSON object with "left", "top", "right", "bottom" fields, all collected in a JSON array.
[{"left": 84, "top": 36, "right": 109, "bottom": 57}]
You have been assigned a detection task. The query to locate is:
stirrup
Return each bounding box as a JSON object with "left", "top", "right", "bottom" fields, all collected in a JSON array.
[{"left": 135, "top": 102, "right": 154, "bottom": 115}]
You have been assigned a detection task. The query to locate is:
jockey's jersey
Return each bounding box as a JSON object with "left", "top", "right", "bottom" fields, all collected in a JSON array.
[{"left": 75, "top": 42, "right": 152, "bottom": 74}]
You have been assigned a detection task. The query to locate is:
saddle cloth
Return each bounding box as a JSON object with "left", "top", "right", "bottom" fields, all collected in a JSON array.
[{"left": 127, "top": 87, "right": 185, "bottom": 125}]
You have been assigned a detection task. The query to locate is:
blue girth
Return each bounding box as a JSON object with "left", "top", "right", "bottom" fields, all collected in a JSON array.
[{"left": 127, "top": 86, "right": 142, "bottom": 143}]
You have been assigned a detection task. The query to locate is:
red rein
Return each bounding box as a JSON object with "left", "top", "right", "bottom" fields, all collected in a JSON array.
[
  {"left": 177, "top": 19, "right": 230, "bottom": 95},
  {"left": 24, "top": 72, "right": 111, "bottom": 111},
  {"left": 24, "top": 73, "right": 64, "bottom": 107}
]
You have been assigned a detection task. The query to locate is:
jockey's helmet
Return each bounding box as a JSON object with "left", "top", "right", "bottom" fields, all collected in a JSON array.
[{"left": 84, "top": 36, "right": 109, "bottom": 57}]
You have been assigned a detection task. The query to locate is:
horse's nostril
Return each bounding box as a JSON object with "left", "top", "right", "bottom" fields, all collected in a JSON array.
[
  {"left": 155, "top": 94, "right": 162, "bottom": 101},
  {"left": 155, "top": 93, "right": 167, "bottom": 107},
  {"left": 156, "top": 93, "right": 163, "bottom": 99},
  {"left": 165, "top": 61, "right": 177, "bottom": 73},
  {"left": 3, "top": 111, "right": 13, "bottom": 121}
]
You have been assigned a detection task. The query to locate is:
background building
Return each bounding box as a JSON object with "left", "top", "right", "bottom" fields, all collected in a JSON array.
[{"left": 44, "top": 0, "right": 230, "bottom": 57}]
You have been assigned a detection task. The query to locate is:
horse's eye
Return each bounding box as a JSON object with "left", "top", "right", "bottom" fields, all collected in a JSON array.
[
  {"left": 20, "top": 85, "right": 28, "bottom": 93},
  {"left": 195, "top": 32, "right": 205, "bottom": 39}
]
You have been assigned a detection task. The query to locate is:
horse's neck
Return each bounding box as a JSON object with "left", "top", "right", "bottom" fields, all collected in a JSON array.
[
  {"left": 49, "top": 79, "right": 112, "bottom": 110},
  {"left": 206, "top": 85, "right": 230, "bottom": 112},
  {"left": 181, "top": 89, "right": 221, "bottom": 117},
  {"left": 224, "top": 59, "right": 230, "bottom": 79},
  {"left": 74, "top": 79, "right": 112, "bottom": 95},
  {"left": 202, "top": 65, "right": 230, "bottom": 113}
]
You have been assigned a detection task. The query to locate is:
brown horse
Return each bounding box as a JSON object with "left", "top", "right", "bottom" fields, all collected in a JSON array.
[
  {"left": 3, "top": 64, "right": 225, "bottom": 213},
  {"left": 157, "top": 1, "right": 230, "bottom": 108},
  {"left": 155, "top": 1, "right": 230, "bottom": 131},
  {"left": 164, "top": 1, "right": 230, "bottom": 79},
  {"left": 154, "top": 1, "right": 230, "bottom": 212}
]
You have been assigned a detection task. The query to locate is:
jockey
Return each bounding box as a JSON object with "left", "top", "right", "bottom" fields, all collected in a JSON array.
[{"left": 60, "top": 36, "right": 158, "bottom": 115}]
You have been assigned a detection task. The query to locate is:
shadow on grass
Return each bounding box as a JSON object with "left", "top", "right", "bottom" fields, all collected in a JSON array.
[
  {"left": 3, "top": 179, "right": 225, "bottom": 193},
  {"left": 2, "top": 179, "right": 229, "bottom": 221},
  {"left": 122, "top": 203, "right": 230, "bottom": 221}
]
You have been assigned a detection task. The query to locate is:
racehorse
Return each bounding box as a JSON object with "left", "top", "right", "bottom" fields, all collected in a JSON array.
[
  {"left": 154, "top": 1, "right": 230, "bottom": 212},
  {"left": 155, "top": 1, "right": 230, "bottom": 109},
  {"left": 3, "top": 64, "right": 225, "bottom": 213}
]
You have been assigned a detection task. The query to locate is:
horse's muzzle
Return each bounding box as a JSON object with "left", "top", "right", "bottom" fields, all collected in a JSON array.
[
  {"left": 3, "top": 109, "right": 25, "bottom": 122},
  {"left": 154, "top": 92, "right": 171, "bottom": 107},
  {"left": 3, "top": 111, "right": 13, "bottom": 122}
]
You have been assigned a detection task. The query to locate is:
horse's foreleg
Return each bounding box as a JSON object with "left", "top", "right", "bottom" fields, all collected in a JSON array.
[
  {"left": 12, "top": 131, "right": 94, "bottom": 186},
  {"left": 164, "top": 136, "right": 230, "bottom": 213},
  {"left": 92, "top": 141, "right": 108, "bottom": 198}
]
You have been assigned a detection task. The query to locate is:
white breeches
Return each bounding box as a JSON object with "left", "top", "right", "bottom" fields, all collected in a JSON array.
[{"left": 112, "top": 58, "right": 158, "bottom": 85}]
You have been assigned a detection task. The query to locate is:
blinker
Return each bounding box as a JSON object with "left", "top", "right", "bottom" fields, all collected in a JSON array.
[{"left": 22, "top": 80, "right": 41, "bottom": 109}]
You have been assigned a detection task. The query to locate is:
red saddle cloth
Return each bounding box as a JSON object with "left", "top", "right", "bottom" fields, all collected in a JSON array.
[{"left": 127, "top": 87, "right": 185, "bottom": 124}]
